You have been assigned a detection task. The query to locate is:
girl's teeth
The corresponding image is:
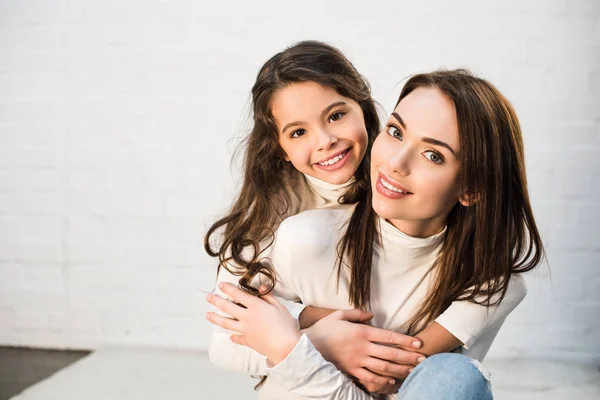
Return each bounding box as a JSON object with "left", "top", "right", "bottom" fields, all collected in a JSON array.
[
  {"left": 319, "top": 150, "right": 347, "bottom": 166},
  {"left": 381, "top": 178, "right": 408, "bottom": 193}
]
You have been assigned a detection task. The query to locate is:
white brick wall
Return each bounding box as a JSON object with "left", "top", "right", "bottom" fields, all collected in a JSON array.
[{"left": 0, "top": 0, "right": 598, "bottom": 365}]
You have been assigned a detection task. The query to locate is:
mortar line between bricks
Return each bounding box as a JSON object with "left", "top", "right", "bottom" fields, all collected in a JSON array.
[{"left": 58, "top": 55, "right": 71, "bottom": 345}]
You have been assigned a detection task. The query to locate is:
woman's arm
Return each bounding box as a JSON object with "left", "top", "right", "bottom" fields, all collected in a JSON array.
[
  {"left": 299, "top": 306, "right": 337, "bottom": 329},
  {"left": 432, "top": 274, "right": 528, "bottom": 354}
]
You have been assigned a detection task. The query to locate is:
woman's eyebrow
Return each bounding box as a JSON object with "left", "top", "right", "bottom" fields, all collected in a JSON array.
[
  {"left": 392, "top": 112, "right": 457, "bottom": 156},
  {"left": 422, "top": 137, "right": 457, "bottom": 156},
  {"left": 391, "top": 112, "right": 407, "bottom": 129}
]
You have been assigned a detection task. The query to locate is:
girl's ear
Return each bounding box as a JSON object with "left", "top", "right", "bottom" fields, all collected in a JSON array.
[{"left": 283, "top": 153, "right": 290, "bottom": 162}]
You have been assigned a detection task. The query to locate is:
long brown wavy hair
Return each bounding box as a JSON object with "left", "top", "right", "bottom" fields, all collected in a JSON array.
[
  {"left": 204, "top": 41, "right": 380, "bottom": 295},
  {"left": 337, "top": 69, "right": 545, "bottom": 334}
]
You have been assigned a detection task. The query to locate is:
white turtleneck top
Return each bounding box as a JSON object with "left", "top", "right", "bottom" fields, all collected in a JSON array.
[
  {"left": 209, "top": 192, "right": 527, "bottom": 400},
  {"left": 259, "top": 207, "right": 526, "bottom": 399}
]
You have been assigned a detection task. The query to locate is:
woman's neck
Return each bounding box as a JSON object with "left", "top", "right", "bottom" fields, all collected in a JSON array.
[{"left": 386, "top": 216, "right": 447, "bottom": 239}]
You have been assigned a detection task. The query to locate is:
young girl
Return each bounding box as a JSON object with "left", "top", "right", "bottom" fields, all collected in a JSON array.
[
  {"left": 205, "top": 40, "right": 428, "bottom": 384},
  {"left": 206, "top": 69, "right": 545, "bottom": 399}
]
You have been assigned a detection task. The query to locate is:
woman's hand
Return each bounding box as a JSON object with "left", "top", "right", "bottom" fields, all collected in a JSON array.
[
  {"left": 305, "top": 310, "right": 425, "bottom": 394},
  {"left": 206, "top": 282, "right": 301, "bottom": 366}
]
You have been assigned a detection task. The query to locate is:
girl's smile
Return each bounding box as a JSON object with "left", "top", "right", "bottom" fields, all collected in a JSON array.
[{"left": 272, "top": 81, "right": 369, "bottom": 185}]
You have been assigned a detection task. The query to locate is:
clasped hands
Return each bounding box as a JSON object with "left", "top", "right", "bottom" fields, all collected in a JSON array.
[{"left": 206, "top": 282, "right": 425, "bottom": 395}]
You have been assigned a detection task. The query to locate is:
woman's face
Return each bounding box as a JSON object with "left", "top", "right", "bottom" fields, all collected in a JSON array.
[
  {"left": 371, "top": 87, "right": 467, "bottom": 238},
  {"left": 272, "top": 82, "right": 368, "bottom": 185}
]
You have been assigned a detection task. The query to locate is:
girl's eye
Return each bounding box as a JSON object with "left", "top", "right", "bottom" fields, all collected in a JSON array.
[
  {"left": 290, "top": 129, "right": 306, "bottom": 138},
  {"left": 423, "top": 150, "right": 444, "bottom": 164},
  {"left": 328, "top": 111, "right": 345, "bottom": 123},
  {"left": 386, "top": 124, "right": 403, "bottom": 140}
]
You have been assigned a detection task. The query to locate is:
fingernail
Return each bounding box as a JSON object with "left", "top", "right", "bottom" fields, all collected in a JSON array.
[
  {"left": 412, "top": 340, "right": 421, "bottom": 348},
  {"left": 206, "top": 294, "right": 212, "bottom": 302},
  {"left": 218, "top": 282, "right": 224, "bottom": 289},
  {"left": 408, "top": 368, "right": 414, "bottom": 373},
  {"left": 205, "top": 313, "right": 211, "bottom": 320},
  {"left": 388, "top": 379, "right": 395, "bottom": 384},
  {"left": 417, "top": 356, "right": 426, "bottom": 363}
]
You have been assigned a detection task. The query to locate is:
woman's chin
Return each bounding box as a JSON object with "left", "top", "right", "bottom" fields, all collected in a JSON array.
[{"left": 371, "top": 198, "right": 401, "bottom": 220}]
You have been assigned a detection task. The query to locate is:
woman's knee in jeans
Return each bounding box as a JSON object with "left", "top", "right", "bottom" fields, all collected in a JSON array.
[{"left": 397, "top": 353, "right": 492, "bottom": 399}]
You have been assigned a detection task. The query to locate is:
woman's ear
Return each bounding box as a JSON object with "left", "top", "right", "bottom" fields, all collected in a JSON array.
[{"left": 459, "top": 192, "right": 479, "bottom": 207}]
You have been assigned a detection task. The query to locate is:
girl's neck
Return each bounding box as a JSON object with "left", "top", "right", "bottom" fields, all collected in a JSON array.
[{"left": 303, "top": 174, "right": 355, "bottom": 190}]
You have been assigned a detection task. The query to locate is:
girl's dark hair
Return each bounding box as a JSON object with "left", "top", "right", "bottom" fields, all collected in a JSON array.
[
  {"left": 204, "top": 41, "right": 380, "bottom": 296},
  {"left": 337, "top": 69, "right": 545, "bottom": 334}
]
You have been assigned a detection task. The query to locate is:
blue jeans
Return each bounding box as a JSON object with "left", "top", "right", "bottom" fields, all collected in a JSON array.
[{"left": 397, "top": 353, "right": 493, "bottom": 399}]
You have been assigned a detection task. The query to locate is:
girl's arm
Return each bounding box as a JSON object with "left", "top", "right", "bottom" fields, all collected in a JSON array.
[{"left": 208, "top": 264, "right": 306, "bottom": 375}]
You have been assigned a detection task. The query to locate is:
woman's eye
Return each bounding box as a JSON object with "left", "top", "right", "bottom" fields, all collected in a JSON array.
[
  {"left": 290, "top": 129, "right": 306, "bottom": 138},
  {"left": 423, "top": 151, "right": 444, "bottom": 164},
  {"left": 328, "top": 111, "right": 345, "bottom": 123},
  {"left": 386, "top": 125, "right": 403, "bottom": 139}
]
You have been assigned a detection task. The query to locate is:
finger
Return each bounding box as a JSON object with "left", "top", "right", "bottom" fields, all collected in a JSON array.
[
  {"left": 218, "top": 282, "right": 260, "bottom": 308},
  {"left": 362, "top": 357, "right": 413, "bottom": 380},
  {"left": 258, "top": 285, "right": 270, "bottom": 295},
  {"left": 367, "top": 342, "right": 425, "bottom": 366},
  {"left": 259, "top": 291, "right": 282, "bottom": 308},
  {"left": 338, "top": 309, "right": 374, "bottom": 323},
  {"left": 206, "top": 293, "right": 246, "bottom": 320},
  {"left": 352, "top": 367, "right": 395, "bottom": 388},
  {"left": 205, "top": 312, "right": 241, "bottom": 332},
  {"left": 230, "top": 334, "right": 247, "bottom": 347},
  {"left": 360, "top": 325, "right": 421, "bottom": 349}
]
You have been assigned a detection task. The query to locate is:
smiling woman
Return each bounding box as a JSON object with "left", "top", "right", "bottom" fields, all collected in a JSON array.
[{"left": 371, "top": 87, "right": 465, "bottom": 239}]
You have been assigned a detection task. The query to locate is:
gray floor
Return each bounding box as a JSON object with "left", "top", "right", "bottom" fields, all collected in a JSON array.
[
  {"left": 3, "top": 347, "right": 600, "bottom": 399},
  {"left": 0, "top": 347, "right": 90, "bottom": 400}
]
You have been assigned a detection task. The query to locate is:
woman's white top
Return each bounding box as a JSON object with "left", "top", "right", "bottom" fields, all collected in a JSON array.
[{"left": 209, "top": 192, "right": 526, "bottom": 399}]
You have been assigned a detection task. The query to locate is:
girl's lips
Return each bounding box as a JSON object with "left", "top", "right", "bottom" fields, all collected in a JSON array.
[
  {"left": 314, "top": 148, "right": 351, "bottom": 171},
  {"left": 375, "top": 173, "right": 413, "bottom": 199}
]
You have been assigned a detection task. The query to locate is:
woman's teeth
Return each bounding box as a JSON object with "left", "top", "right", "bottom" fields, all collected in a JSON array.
[
  {"left": 381, "top": 179, "right": 409, "bottom": 194},
  {"left": 318, "top": 150, "right": 348, "bottom": 166}
]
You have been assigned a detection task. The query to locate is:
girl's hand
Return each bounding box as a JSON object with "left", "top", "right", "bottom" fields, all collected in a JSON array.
[
  {"left": 305, "top": 310, "right": 425, "bottom": 393},
  {"left": 205, "top": 282, "right": 301, "bottom": 366}
]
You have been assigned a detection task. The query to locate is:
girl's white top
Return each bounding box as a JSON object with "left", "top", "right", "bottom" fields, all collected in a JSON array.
[{"left": 209, "top": 186, "right": 527, "bottom": 400}]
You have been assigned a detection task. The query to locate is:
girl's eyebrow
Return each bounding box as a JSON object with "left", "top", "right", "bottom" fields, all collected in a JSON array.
[
  {"left": 281, "top": 101, "right": 347, "bottom": 134},
  {"left": 391, "top": 112, "right": 457, "bottom": 156},
  {"left": 321, "top": 101, "right": 347, "bottom": 118}
]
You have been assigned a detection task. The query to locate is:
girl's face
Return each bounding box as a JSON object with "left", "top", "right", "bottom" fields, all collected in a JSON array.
[
  {"left": 371, "top": 87, "right": 467, "bottom": 238},
  {"left": 272, "top": 82, "right": 368, "bottom": 185}
]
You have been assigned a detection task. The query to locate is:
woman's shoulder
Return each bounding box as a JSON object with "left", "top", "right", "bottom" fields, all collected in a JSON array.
[
  {"left": 274, "top": 206, "right": 354, "bottom": 250},
  {"left": 281, "top": 205, "right": 353, "bottom": 232}
]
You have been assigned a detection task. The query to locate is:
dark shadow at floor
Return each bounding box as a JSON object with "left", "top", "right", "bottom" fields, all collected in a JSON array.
[{"left": 0, "top": 347, "right": 90, "bottom": 400}]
